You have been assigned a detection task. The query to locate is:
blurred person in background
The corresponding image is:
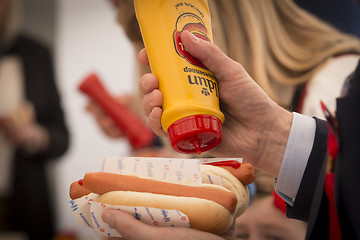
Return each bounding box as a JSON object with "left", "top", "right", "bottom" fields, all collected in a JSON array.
[{"left": 0, "top": 0, "right": 70, "bottom": 239}]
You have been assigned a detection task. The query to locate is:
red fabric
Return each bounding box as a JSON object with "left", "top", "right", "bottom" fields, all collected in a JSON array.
[
  {"left": 298, "top": 91, "right": 342, "bottom": 239},
  {"left": 327, "top": 131, "right": 339, "bottom": 160},
  {"left": 325, "top": 123, "right": 341, "bottom": 239},
  {"left": 273, "top": 190, "right": 287, "bottom": 214},
  {"left": 325, "top": 173, "right": 342, "bottom": 240}
]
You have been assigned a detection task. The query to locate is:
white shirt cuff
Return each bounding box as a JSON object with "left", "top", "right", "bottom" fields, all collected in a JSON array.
[{"left": 275, "top": 112, "right": 316, "bottom": 206}]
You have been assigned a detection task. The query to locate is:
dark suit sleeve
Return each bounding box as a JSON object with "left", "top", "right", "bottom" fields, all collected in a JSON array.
[
  {"left": 286, "top": 117, "right": 328, "bottom": 221},
  {"left": 286, "top": 61, "right": 360, "bottom": 239},
  {"left": 19, "top": 36, "right": 70, "bottom": 160}
]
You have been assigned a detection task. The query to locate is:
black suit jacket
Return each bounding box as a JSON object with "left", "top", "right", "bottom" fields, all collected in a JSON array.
[
  {"left": 287, "top": 60, "right": 360, "bottom": 239},
  {"left": 1, "top": 35, "right": 70, "bottom": 240}
]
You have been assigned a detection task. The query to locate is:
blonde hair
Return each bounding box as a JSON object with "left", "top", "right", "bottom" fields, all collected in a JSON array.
[{"left": 209, "top": 0, "right": 360, "bottom": 105}]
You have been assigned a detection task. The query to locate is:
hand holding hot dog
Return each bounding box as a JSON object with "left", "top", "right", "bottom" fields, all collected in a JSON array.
[
  {"left": 101, "top": 208, "right": 227, "bottom": 240},
  {"left": 139, "top": 30, "right": 292, "bottom": 177}
]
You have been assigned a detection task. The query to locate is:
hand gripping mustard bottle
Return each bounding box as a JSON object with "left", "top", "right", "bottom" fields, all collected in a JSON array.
[{"left": 135, "top": 0, "right": 224, "bottom": 154}]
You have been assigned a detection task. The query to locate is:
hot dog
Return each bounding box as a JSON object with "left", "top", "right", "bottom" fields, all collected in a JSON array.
[
  {"left": 204, "top": 161, "right": 255, "bottom": 186},
  {"left": 69, "top": 179, "right": 91, "bottom": 200},
  {"left": 69, "top": 161, "right": 255, "bottom": 235}
]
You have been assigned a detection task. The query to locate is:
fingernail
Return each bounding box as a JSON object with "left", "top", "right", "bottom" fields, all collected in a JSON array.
[
  {"left": 188, "top": 31, "right": 200, "bottom": 42},
  {"left": 149, "top": 109, "right": 155, "bottom": 121}
]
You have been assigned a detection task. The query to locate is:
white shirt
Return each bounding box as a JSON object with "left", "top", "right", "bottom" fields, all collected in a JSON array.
[{"left": 275, "top": 113, "right": 315, "bottom": 206}]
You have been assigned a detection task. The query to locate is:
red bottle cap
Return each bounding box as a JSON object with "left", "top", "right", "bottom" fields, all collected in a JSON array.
[{"left": 167, "top": 115, "right": 222, "bottom": 154}]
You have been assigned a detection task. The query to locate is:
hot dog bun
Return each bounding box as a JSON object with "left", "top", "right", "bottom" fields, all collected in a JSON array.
[
  {"left": 97, "top": 190, "right": 234, "bottom": 234},
  {"left": 200, "top": 164, "right": 250, "bottom": 217}
]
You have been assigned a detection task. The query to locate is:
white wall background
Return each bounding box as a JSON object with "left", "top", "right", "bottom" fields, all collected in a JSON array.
[{"left": 54, "top": 0, "right": 136, "bottom": 239}]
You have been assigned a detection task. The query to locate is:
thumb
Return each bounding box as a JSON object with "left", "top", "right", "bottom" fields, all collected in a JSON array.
[
  {"left": 179, "top": 30, "right": 248, "bottom": 83},
  {"left": 102, "top": 208, "right": 161, "bottom": 240}
]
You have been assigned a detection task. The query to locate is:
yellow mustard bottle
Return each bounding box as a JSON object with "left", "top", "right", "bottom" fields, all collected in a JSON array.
[{"left": 134, "top": 0, "right": 224, "bottom": 154}]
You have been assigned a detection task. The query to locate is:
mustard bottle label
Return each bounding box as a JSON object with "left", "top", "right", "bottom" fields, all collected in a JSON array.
[{"left": 135, "top": 0, "right": 224, "bottom": 132}]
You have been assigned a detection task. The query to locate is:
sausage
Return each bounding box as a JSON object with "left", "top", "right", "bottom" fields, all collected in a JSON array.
[
  {"left": 80, "top": 172, "right": 237, "bottom": 214},
  {"left": 69, "top": 180, "right": 91, "bottom": 200},
  {"left": 204, "top": 161, "right": 256, "bottom": 186}
]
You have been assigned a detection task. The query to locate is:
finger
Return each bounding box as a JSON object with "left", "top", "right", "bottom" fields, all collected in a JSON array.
[
  {"left": 21, "top": 102, "right": 35, "bottom": 121},
  {"left": 106, "top": 128, "right": 123, "bottom": 138},
  {"left": 102, "top": 209, "right": 162, "bottom": 240},
  {"left": 138, "top": 48, "right": 149, "bottom": 66},
  {"left": 221, "top": 220, "right": 236, "bottom": 237},
  {"left": 86, "top": 100, "right": 103, "bottom": 116},
  {"left": 114, "top": 94, "right": 133, "bottom": 106},
  {"left": 101, "top": 237, "right": 122, "bottom": 240},
  {"left": 99, "top": 117, "right": 124, "bottom": 138},
  {"left": 142, "top": 89, "right": 163, "bottom": 117},
  {"left": 180, "top": 30, "right": 248, "bottom": 82},
  {"left": 102, "top": 209, "right": 222, "bottom": 240},
  {"left": 139, "top": 73, "right": 159, "bottom": 94},
  {"left": 148, "top": 107, "right": 167, "bottom": 137},
  {"left": 98, "top": 115, "right": 115, "bottom": 128}
]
